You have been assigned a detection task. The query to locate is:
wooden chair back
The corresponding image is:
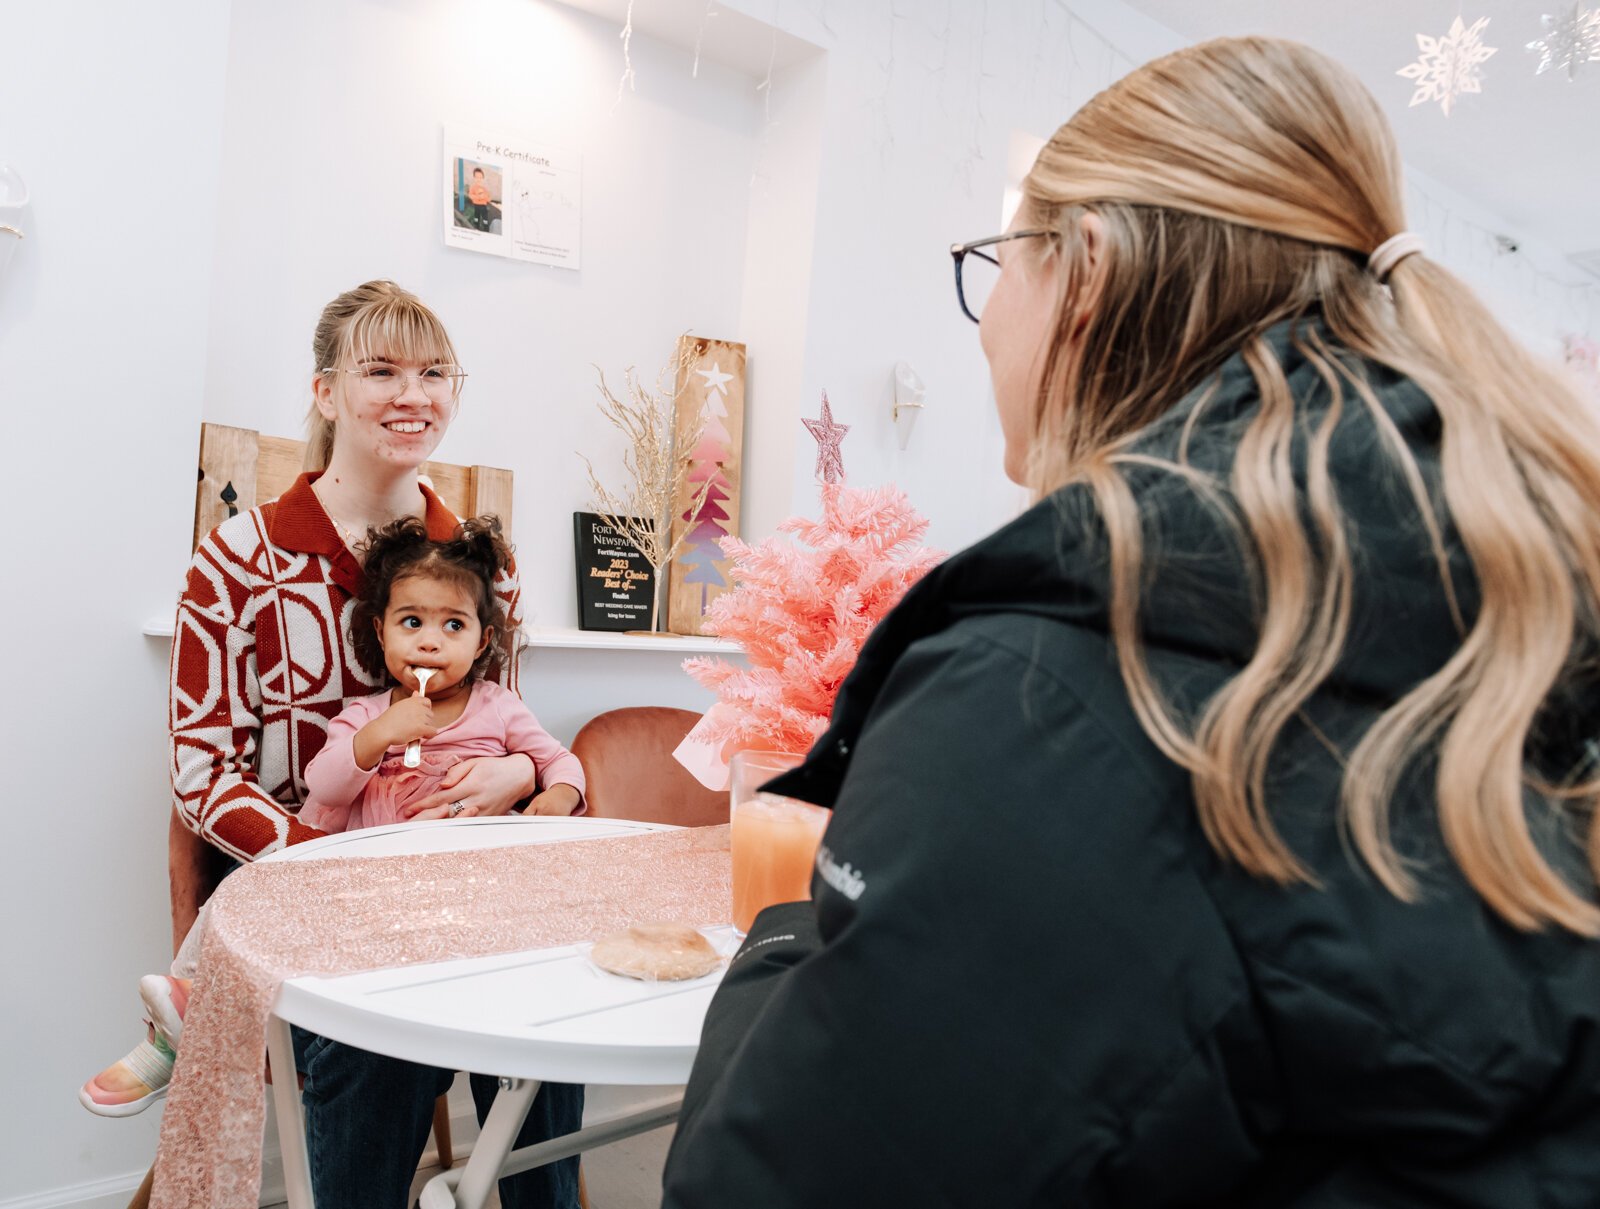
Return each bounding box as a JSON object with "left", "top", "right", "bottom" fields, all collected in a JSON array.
[
  {"left": 570, "top": 707, "right": 729, "bottom": 828},
  {"left": 169, "top": 422, "right": 515, "bottom": 953},
  {"left": 193, "top": 421, "right": 513, "bottom": 552}
]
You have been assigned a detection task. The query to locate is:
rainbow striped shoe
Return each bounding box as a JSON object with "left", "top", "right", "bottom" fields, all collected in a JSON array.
[{"left": 78, "top": 1023, "right": 174, "bottom": 1118}]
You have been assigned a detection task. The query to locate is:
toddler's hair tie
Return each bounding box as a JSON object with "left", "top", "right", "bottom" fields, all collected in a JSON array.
[{"left": 1368, "top": 232, "right": 1425, "bottom": 283}]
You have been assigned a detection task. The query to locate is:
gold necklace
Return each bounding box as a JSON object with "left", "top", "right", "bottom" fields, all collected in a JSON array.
[
  {"left": 329, "top": 512, "right": 363, "bottom": 553},
  {"left": 312, "top": 482, "right": 365, "bottom": 555}
]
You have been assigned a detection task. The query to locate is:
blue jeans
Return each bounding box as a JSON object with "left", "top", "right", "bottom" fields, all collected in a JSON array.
[{"left": 293, "top": 1027, "right": 583, "bottom": 1209}]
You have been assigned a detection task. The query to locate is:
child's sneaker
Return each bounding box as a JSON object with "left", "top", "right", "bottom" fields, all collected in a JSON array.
[
  {"left": 78, "top": 1023, "right": 175, "bottom": 1117},
  {"left": 139, "top": 975, "right": 189, "bottom": 1046}
]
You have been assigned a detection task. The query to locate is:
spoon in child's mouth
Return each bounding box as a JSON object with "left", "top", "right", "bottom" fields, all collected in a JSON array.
[{"left": 403, "top": 667, "right": 435, "bottom": 768}]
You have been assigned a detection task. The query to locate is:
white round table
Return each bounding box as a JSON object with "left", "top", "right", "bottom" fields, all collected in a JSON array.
[{"left": 259, "top": 816, "right": 734, "bottom": 1209}]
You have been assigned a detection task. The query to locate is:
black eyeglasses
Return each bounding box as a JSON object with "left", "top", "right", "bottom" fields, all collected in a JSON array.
[{"left": 949, "top": 229, "right": 1054, "bottom": 324}]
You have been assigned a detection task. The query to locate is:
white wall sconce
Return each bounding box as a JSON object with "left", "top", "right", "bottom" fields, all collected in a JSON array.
[
  {"left": 892, "top": 360, "right": 925, "bottom": 450},
  {"left": 0, "top": 165, "right": 27, "bottom": 277}
]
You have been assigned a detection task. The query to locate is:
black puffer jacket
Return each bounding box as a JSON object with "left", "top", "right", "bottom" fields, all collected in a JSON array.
[{"left": 661, "top": 321, "right": 1600, "bottom": 1209}]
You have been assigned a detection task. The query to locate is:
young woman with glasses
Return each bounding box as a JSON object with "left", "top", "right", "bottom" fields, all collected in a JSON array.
[
  {"left": 663, "top": 37, "right": 1600, "bottom": 1208},
  {"left": 83, "top": 281, "right": 584, "bottom": 1209}
]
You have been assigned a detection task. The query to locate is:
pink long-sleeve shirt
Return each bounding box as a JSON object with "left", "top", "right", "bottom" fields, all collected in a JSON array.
[{"left": 299, "top": 680, "right": 586, "bottom": 833}]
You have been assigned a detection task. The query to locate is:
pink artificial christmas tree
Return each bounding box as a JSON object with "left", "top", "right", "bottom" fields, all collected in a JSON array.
[{"left": 674, "top": 392, "right": 942, "bottom": 789}]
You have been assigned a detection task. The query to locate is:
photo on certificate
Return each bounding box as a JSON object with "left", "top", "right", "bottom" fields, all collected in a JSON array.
[{"left": 452, "top": 157, "right": 503, "bottom": 235}]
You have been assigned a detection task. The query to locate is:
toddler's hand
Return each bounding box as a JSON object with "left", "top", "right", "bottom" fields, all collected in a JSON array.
[
  {"left": 381, "top": 694, "right": 438, "bottom": 748},
  {"left": 353, "top": 691, "right": 440, "bottom": 773},
  {"left": 527, "top": 784, "right": 581, "bottom": 816}
]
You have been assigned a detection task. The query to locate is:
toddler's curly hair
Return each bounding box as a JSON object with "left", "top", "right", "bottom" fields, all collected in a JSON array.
[{"left": 350, "top": 515, "right": 516, "bottom": 684}]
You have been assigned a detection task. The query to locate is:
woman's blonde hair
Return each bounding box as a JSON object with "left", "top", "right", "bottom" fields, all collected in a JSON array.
[
  {"left": 305, "top": 281, "right": 461, "bottom": 471},
  {"left": 1021, "top": 36, "right": 1600, "bottom": 934}
]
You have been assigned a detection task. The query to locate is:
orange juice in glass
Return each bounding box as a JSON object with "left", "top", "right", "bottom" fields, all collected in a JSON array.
[{"left": 729, "top": 750, "right": 829, "bottom": 935}]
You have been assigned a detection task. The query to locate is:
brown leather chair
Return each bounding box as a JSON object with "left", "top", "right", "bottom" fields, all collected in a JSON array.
[{"left": 570, "top": 707, "right": 728, "bottom": 827}]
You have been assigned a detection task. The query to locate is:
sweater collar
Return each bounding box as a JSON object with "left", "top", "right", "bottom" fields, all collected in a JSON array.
[{"left": 266, "top": 472, "right": 459, "bottom": 596}]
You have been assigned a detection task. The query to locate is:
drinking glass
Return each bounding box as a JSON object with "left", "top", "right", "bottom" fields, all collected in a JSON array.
[{"left": 729, "top": 750, "right": 829, "bottom": 935}]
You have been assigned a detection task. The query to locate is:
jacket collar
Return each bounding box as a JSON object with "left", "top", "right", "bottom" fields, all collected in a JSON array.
[{"left": 266, "top": 472, "right": 459, "bottom": 597}]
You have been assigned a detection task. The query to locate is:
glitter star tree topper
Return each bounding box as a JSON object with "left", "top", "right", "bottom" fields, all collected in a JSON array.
[{"left": 802, "top": 390, "right": 850, "bottom": 483}]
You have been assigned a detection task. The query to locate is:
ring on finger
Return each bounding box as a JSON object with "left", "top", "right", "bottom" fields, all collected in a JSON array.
[{"left": 447, "top": 800, "right": 467, "bottom": 817}]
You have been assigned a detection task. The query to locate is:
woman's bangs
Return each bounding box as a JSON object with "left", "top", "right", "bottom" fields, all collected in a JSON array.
[{"left": 341, "top": 298, "right": 458, "bottom": 368}]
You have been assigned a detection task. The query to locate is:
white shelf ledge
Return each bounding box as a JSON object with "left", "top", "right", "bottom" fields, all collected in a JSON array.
[
  {"left": 143, "top": 618, "right": 740, "bottom": 656},
  {"left": 523, "top": 626, "right": 740, "bottom": 654}
]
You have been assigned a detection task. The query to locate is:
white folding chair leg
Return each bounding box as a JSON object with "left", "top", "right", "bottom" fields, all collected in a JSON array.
[
  {"left": 265, "top": 1015, "right": 315, "bottom": 1209},
  {"left": 444, "top": 1077, "right": 540, "bottom": 1209},
  {"left": 499, "top": 1097, "right": 681, "bottom": 1179},
  {"left": 418, "top": 1092, "right": 683, "bottom": 1209}
]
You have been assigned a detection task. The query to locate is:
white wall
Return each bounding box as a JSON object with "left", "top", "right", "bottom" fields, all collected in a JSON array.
[
  {"left": 5, "top": 1, "right": 1598, "bottom": 1205},
  {"left": 733, "top": 50, "right": 828, "bottom": 542},
  {"left": 0, "top": 2, "right": 232, "bottom": 1203},
  {"left": 718, "top": 0, "right": 1599, "bottom": 551},
  {"left": 715, "top": 0, "right": 1196, "bottom": 549},
  {"left": 201, "top": 0, "right": 767, "bottom": 633}
]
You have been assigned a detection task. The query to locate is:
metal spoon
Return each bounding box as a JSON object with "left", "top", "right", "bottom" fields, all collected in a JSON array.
[{"left": 403, "top": 667, "right": 435, "bottom": 768}]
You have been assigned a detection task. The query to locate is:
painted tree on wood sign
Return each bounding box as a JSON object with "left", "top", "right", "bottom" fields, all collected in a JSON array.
[{"left": 677, "top": 359, "right": 737, "bottom": 616}]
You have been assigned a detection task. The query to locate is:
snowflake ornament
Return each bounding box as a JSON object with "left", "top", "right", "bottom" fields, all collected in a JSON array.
[
  {"left": 1526, "top": 3, "right": 1600, "bottom": 79},
  {"left": 1398, "top": 15, "right": 1498, "bottom": 116}
]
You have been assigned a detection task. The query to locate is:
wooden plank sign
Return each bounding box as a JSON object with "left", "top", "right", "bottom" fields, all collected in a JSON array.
[
  {"left": 193, "top": 422, "right": 514, "bottom": 554},
  {"left": 193, "top": 423, "right": 261, "bottom": 552},
  {"left": 666, "top": 336, "right": 746, "bottom": 635},
  {"left": 573, "top": 512, "right": 657, "bottom": 631}
]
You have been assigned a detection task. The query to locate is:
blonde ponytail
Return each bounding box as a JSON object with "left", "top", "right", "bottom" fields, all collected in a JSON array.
[{"left": 1023, "top": 36, "right": 1600, "bottom": 934}]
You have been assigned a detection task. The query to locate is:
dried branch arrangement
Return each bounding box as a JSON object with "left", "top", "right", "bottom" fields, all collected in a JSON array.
[{"left": 579, "top": 342, "right": 712, "bottom": 632}]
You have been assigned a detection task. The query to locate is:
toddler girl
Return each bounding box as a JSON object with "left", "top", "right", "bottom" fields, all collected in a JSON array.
[
  {"left": 80, "top": 515, "right": 585, "bottom": 1114},
  {"left": 301, "top": 514, "right": 584, "bottom": 831}
]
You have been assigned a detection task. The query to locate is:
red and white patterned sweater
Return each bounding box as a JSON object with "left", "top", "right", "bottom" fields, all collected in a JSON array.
[{"left": 169, "top": 472, "right": 523, "bottom": 861}]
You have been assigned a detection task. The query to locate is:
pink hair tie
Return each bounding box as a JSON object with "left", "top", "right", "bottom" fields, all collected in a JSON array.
[{"left": 1368, "top": 232, "right": 1425, "bottom": 283}]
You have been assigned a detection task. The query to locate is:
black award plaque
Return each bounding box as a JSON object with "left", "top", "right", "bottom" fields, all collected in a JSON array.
[{"left": 573, "top": 512, "right": 658, "bottom": 631}]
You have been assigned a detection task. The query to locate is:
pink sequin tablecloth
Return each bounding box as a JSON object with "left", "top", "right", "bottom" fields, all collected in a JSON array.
[{"left": 151, "top": 824, "right": 732, "bottom": 1209}]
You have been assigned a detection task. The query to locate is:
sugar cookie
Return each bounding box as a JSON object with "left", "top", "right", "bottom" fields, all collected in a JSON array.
[{"left": 591, "top": 922, "right": 722, "bottom": 981}]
